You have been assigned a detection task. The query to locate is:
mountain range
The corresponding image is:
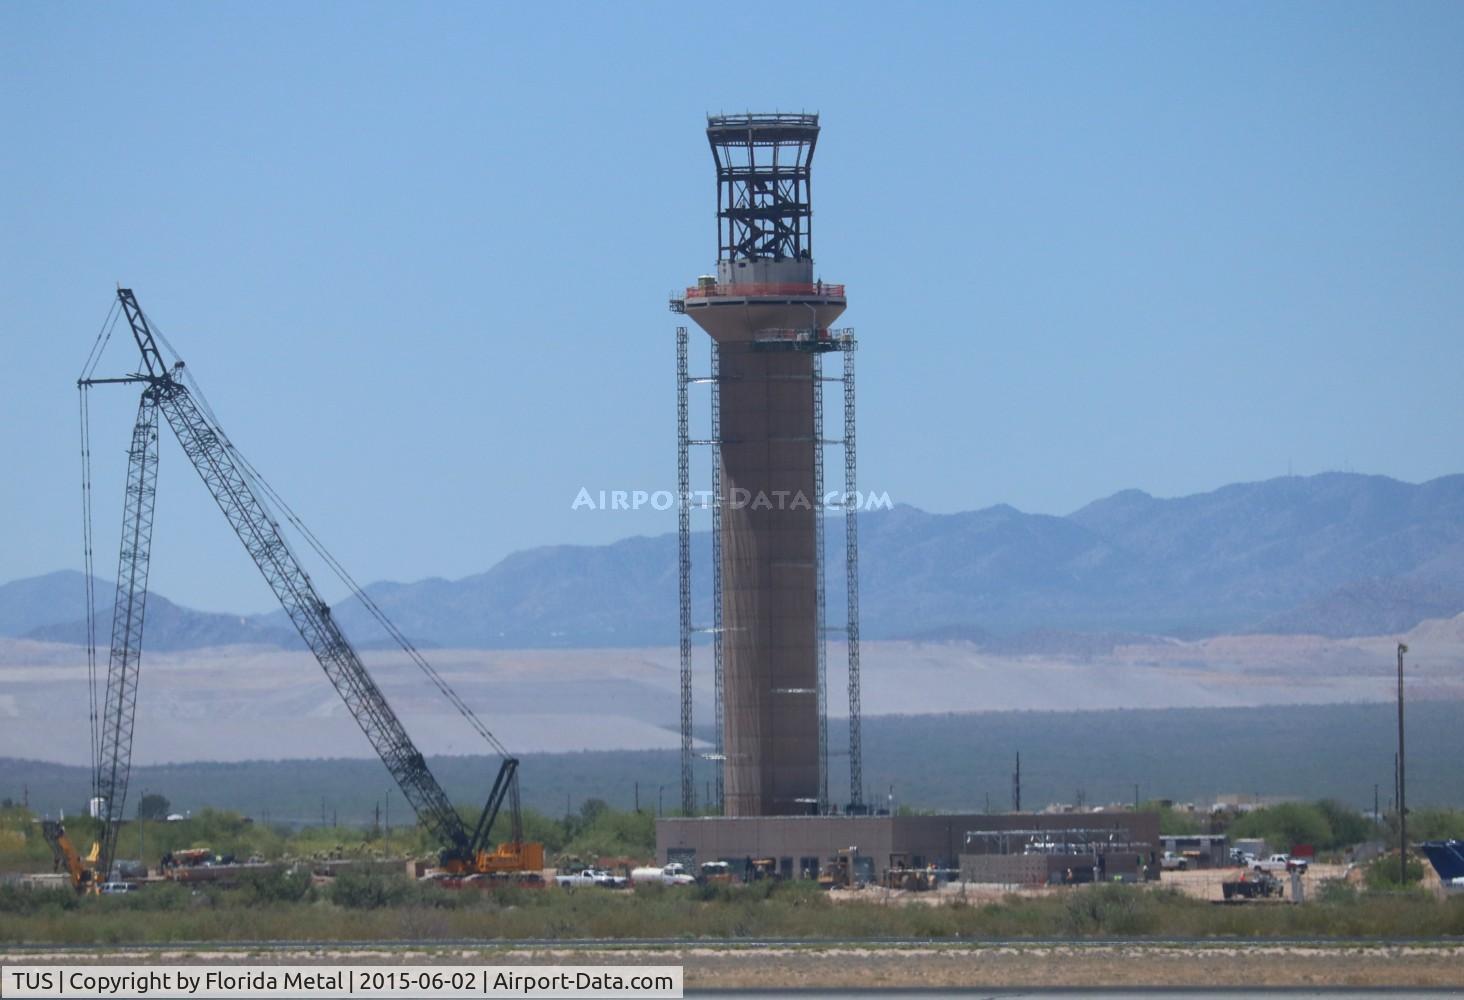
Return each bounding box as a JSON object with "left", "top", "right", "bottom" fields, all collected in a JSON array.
[{"left": 5, "top": 472, "right": 1463, "bottom": 651}]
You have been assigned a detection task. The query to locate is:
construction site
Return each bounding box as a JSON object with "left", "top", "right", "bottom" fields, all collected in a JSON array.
[
  {"left": 5, "top": 111, "right": 1175, "bottom": 901},
  {"left": 14, "top": 111, "right": 1458, "bottom": 906},
  {"left": 0, "top": 118, "right": 1454, "bottom": 994},
  {"left": 7, "top": 2, "right": 1464, "bottom": 992}
]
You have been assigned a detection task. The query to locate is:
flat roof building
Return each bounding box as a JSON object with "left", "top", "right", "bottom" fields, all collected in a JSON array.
[{"left": 657, "top": 812, "right": 1161, "bottom": 883}]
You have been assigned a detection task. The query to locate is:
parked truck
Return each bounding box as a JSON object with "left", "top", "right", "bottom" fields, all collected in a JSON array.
[
  {"left": 554, "top": 868, "right": 627, "bottom": 889},
  {"left": 629, "top": 863, "right": 695, "bottom": 886},
  {"left": 1252, "top": 853, "right": 1308, "bottom": 875}
]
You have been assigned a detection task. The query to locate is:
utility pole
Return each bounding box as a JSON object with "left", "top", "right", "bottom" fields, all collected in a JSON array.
[
  {"left": 1134, "top": 783, "right": 1140, "bottom": 811},
  {"left": 634, "top": 782, "right": 640, "bottom": 813},
  {"left": 1012, "top": 752, "right": 1022, "bottom": 813},
  {"left": 1374, "top": 783, "right": 1380, "bottom": 826},
  {"left": 1393, "top": 752, "right": 1399, "bottom": 822},
  {"left": 1397, "top": 642, "right": 1409, "bottom": 884},
  {"left": 984, "top": 792, "right": 990, "bottom": 815}
]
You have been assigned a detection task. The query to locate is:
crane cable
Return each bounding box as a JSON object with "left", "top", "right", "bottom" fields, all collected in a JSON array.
[
  {"left": 140, "top": 310, "right": 511, "bottom": 761},
  {"left": 229, "top": 421, "right": 513, "bottom": 759},
  {"left": 78, "top": 385, "right": 99, "bottom": 805}
]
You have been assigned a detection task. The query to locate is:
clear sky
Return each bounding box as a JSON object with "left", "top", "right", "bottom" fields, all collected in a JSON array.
[{"left": 3, "top": 1, "right": 1461, "bottom": 613}]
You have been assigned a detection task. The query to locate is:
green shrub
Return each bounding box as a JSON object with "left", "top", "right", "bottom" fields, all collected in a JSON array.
[
  {"left": 1229, "top": 802, "right": 1333, "bottom": 852},
  {"left": 107, "top": 882, "right": 192, "bottom": 912},
  {"left": 1314, "top": 800, "right": 1374, "bottom": 849},
  {"left": 327, "top": 871, "right": 414, "bottom": 909},
  {"left": 1404, "top": 808, "right": 1464, "bottom": 842},
  {"left": 5, "top": 872, "right": 1464, "bottom": 943},
  {"left": 1363, "top": 853, "right": 1425, "bottom": 891},
  {"left": 1061, "top": 883, "right": 1170, "bottom": 935},
  {"left": 1314, "top": 878, "right": 1359, "bottom": 904},
  {"left": 0, "top": 884, "right": 79, "bottom": 914},
  {"left": 1141, "top": 802, "right": 1203, "bottom": 835},
  {"left": 769, "top": 879, "right": 827, "bottom": 906},
  {"left": 239, "top": 867, "right": 313, "bottom": 904}
]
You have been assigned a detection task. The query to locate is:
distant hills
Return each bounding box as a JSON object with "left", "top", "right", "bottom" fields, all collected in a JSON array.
[
  {"left": 1, "top": 571, "right": 300, "bottom": 652},
  {"left": 5, "top": 472, "right": 1463, "bottom": 650}
]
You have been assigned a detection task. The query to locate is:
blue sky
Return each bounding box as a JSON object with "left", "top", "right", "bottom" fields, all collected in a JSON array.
[{"left": 3, "top": 1, "right": 1461, "bottom": 613}]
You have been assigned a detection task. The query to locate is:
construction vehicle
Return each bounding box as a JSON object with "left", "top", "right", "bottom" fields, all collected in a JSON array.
[
  {"left": 554, "top": 868, "right": 628, "bottom": 889},
  {"left": 817, "top": 847, "right": 858, "bottom": 890},
  {"left": 629, "top": 862, "right": 695, "bottom": 886},
  {"left": 72, "top": 288, "right": 542, "bottom": 890},
  {"left": 1253, "top": 853, "right": 1308, "bottom": 875},
  {"left": 883, "top": 868, "right": 936, "bottom": 891},
  {"left": 698, "top": 860, "right": 734, "bottom": 885},
  {"left": 1222, "top": 870, "right": 1284, "bottom": 901},
  {"left": 40, "top": 821, "right": 94, "bottom": 891},
  {"left": 882, "top": 853, "right": 936, "bottom": 891},
  {"left": 748, "top": 858, "right": 782, "bottom": 882}
]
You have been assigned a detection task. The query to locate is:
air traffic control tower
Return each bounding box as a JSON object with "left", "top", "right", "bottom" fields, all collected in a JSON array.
[{"left": 672, "top": 113, "right": 857, "bottom": 817}]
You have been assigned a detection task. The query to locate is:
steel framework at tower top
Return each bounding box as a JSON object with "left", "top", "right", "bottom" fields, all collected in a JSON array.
[
  {"left": 707, "top": 112, "right": 819, "bottom": 262},
  {"left": 675, "top": 325, "right": 862, "bottom": 815}
]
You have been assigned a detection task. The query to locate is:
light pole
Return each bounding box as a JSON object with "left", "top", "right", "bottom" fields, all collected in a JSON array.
[
  {"left": 658, "top": 784, "right": 666, "bottom": 818},
  {"left": 1397, "top": 642, "right": 1409, "bottom": 885}
]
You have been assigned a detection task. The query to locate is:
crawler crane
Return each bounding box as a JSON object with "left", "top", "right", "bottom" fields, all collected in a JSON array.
[{"left": 64, "top": 288, "right": 542, "bottom": 889}]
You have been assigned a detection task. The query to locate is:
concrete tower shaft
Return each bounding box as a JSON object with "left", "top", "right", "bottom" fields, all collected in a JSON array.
[{"left": 680, "top": 113, "right": 846, "bottom": 816}]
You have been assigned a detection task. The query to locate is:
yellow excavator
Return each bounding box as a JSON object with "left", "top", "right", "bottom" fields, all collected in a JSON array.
[{"left": 40, "top": 821, "right": 100, "bottom": 892}]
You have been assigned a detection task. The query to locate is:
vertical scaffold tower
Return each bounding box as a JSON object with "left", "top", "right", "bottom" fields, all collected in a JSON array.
[{"left": 671, "top": 112, "right": 862, "bottom": 817}]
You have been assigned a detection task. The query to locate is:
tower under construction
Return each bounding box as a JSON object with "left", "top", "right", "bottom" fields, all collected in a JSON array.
[{"left": 673, "top": 113, "right": 861, "bottom": 818}]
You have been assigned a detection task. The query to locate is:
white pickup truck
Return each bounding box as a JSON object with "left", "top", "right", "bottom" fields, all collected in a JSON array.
[
  {"left": 554, "top": 868, "right": 627, "bottom": 889},
  {"left": 1252, "top": 853, "right": 1308, "bottom": 874},
  {"left": 629, "top": 862, "right": 696, "bottom": 886}
]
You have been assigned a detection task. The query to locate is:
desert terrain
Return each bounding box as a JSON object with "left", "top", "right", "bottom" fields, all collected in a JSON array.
[{"left": 2, "top": 613, "right": 1461, "bottom": 764}]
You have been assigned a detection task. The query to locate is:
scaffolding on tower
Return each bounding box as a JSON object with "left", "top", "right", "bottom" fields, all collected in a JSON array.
[{"left": 675, "top": 320, "right": 861, "bottom": 815}]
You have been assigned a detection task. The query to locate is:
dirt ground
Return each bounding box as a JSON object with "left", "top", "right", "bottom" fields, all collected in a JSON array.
[
  {"left": 6, "top": 942, "right": 1463, "bottom": 990},
  {"left": 1157, "top": 862, "right": 1349, "bottom": 901},
  {"left": 810, "top": 862, "right": 1350, "bottom": 906}
]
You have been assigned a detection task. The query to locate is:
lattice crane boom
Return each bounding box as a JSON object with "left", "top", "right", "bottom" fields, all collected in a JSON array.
[
  {"left": 92, "top": 389, "right": 159, "bottom": 881},
  {"left": 81, "top": 288, "right": 524, "bottom": 880}
]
